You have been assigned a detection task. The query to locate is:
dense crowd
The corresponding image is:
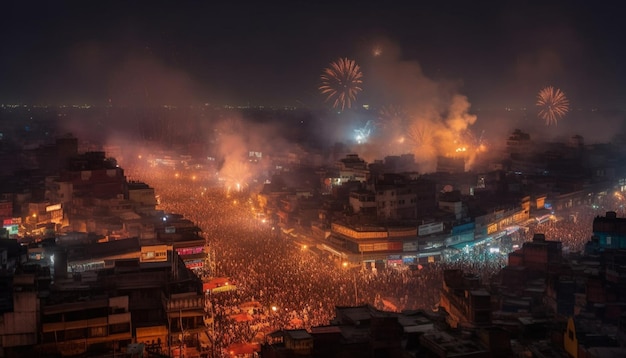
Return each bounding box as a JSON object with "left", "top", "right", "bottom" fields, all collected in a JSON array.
[{"left": 125, "top": 163, "right": 610, "bottom": 356}]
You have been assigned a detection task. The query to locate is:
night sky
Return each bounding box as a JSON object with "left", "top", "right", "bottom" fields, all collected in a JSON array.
[{"left": 1, "top": 0, "right": 624, "bottom": 110}]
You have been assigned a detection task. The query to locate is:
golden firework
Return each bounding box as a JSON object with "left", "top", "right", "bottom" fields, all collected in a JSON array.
[
  {"left": 319, "top": 57, "right": 363, "bottom": 111},
  {"left": 536, "top": 86, "right": 569, "bottom": 126}
]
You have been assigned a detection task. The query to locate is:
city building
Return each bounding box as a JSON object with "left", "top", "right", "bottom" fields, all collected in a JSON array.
[{"left": 438, "top": 269, "right": 492, "bottom": 329}]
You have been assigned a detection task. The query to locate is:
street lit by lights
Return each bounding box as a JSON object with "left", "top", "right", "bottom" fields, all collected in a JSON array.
[
  {"left": 342, "top": 261, "right": 348, "bottom": 268},
  {"left": 271, "top": 306, "right": 277, "bottom": 312}
]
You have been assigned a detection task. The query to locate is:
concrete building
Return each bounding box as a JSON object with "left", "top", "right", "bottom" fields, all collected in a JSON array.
[
  {"left": 59, "top": 151, "right": 127, "bottom": 200},
  {"left": 439, "top": 269, "right": 492, "bottom": 329},
  {"left": 0, "top": 274, "right": 39, "bottom": 358},
  {"left": 38, "top": 295, "right": 132, "bottom": 357},
  {"left": 507, "top": 233, "right": 562, "bottom": 276},
  {"left": 590, "top": 211, "right": 626, "bottom": 250},
  {"left": 336, "top": 154, "right": 369, "bottom": 184}
]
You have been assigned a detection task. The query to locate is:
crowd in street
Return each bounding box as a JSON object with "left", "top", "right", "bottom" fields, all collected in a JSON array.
[{"left": 125, "top": 163, "right": 612, "bottom": 355}]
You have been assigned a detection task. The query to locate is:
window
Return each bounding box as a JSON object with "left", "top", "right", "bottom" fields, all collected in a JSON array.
[
  {"left": 89, "top": 326, "right": 107, "bottom": 337},
  {"left": 109, "top": 322, "right": 130, "bottom": 334},
  {"left": 65, "top": 328, "right": 86, "bottom": 340}
]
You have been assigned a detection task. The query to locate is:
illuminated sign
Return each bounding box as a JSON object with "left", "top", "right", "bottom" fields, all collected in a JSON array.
[
  {"left": 140, "top": 245, "right": 169, "bottom": 262},
  {"left": 184, "top": 259, "right": 203, "bottom": 269},
  {"left": 403, "top": 242, "right": 418, "bottom": 252},
  {"left": 176, "top": 246, "right": 204, "bottom": 255},
  {"left": 2, "top": 218, "right": 21, "bottom": 225},
  {"left": 4, "top": 224, "right": 18, "bottom": 235},
  {"left": 418, "top": 222, "right": 444, "bottom": 236},
  {"left": 46, "top": 203, "right": 62, "bottom": 212}
]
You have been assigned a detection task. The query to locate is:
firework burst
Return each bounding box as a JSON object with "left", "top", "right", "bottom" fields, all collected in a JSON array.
[
  {"left": 354, "top": 120, "right": 375, "bottom": 144},
  {"left": 319, "top": 58, "right": 363, "bottom": 111},
  {"left": 406, "top": 121, "right": 434, "bottom": 149},
  {"left": 377, "top": 105, "right": 407, "bottom": 128},
  {"left": 536, "top": 86, "right": 569, "bottom": 126},
  {"left": 405, "top": 120, "right": 438, "bottom": 161}
]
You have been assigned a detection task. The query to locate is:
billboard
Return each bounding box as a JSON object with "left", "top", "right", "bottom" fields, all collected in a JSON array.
[
  {"left": 418, "top": 222, "right": 443, "bottom": 236},
  {"left": 403, "top": 242, "right": 418, "bottom": 252},
  {"left": 140, "top": 245, "right": 169, "bottom": 262},
  {"left": 46, "top": 203, "right": 62, "bottom": 212}
]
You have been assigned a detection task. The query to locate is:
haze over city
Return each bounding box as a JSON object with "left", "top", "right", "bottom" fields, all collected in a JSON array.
[{"left": 2, "top": 1, "right": 625, "bottom": 175}]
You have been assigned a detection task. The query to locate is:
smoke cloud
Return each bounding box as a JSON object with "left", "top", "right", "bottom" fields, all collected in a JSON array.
[{"left": 353, "top": 37, "right": 481, "bottom": 172}]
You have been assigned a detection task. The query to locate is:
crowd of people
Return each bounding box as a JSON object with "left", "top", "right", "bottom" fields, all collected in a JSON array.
[{"left": 125, "top": 163, "right": 611, "bottom": 355}]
